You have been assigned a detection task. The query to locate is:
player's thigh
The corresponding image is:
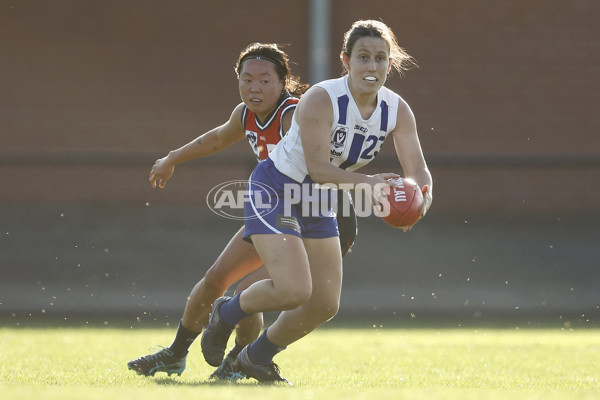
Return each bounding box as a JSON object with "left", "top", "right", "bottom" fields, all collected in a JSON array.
[
  {"left": 250, "top": 233, "right": 311, "bottom": 290},
  {"left": 205, "top": 226, "right": 263, "bottom": 286},
  {"left": 303, "top": 236, "right": 343, "bottom": 305}
]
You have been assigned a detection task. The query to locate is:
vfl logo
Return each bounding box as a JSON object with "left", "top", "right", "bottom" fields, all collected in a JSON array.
[
  {"left": 245, "top": 130, "right": 260, "bottom": 159},
  {"left": 331, "top": 125, "right": 348, "bottom": 158},
  {"left": 206, "top": 180, "right": 278, "bottom": 220}
]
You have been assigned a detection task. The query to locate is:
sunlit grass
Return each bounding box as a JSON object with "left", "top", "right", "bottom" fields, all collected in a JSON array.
[{"left": 1, "top": 323, "right": 598, "bottom": 399}]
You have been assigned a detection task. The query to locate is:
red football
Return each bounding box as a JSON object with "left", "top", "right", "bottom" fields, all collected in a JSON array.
[{"left": 380, "top": 177, "right": 424, "bottom": 229}]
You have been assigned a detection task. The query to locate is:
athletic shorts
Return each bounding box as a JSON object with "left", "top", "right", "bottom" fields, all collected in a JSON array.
[{"left": 244, "top": 158, "right": 339, "bottom": 241}]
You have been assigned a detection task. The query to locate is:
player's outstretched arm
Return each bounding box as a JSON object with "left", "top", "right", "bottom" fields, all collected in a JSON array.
[{"left": 149, "top": 104, "right": 246, "bottom": 189}]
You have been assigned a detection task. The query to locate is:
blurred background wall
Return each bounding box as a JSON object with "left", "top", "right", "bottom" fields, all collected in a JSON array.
[{"left": 1, "top": 0, "right": 598, "bottom": 325}]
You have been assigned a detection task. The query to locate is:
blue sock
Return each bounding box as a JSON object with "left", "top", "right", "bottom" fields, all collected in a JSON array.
[
  {"left": 247, "top": 329, "right": 286, "bottom": 365},
  {"left": 218, "top": 293, "right": 250, "bottom": 328}
]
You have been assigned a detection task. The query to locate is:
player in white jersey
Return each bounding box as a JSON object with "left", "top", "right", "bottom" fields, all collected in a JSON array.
[
  {"left": 201, "top": 20, "right": 433, "bottom": 384},
  {"left": 271, "top": 73, "right": 401, "bottom": 182}
]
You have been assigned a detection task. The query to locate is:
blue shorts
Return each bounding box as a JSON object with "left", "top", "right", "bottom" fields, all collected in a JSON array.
[{"left": 243, "top": 158, "right": 339, "bottom": 242}]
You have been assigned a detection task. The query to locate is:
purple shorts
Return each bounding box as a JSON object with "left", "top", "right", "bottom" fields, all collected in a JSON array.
[{"left": 243, "top": 158, "right": 339, "bottom": 242}]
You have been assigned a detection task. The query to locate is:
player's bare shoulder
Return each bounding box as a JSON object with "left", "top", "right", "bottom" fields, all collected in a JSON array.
[
  {"left": 230, "top": 102, "right": 246, "bottom": 123},
  {"left": 296, "top": 86, "right": 332, "bottom": 124},
  {"left": 393, "top": 94, "right": 417, "bottom": 134},
  {"left": 215, "top": 102, "right": 246, "bottom": 143},
  {"left": 220, "top": 102, "right": 246, "bottom": 133},
  {"left": 397, "top": 92, "right": 416, "bottom": 119}
]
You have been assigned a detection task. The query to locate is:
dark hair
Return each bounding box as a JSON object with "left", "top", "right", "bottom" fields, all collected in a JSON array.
[
  {"left": 235, "top": 43, "right": 309, "bottom": 97},
  {"left": 341, "top": 20, "right": 417, "bottom": 76}
]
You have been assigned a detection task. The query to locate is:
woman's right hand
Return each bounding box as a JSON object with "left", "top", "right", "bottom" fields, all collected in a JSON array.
[
  {"left": 149, "top": 156, "right": 175, "bottom": 189},
  {"left": 364, "top": 172, "right": 400, "bottom": 215}
]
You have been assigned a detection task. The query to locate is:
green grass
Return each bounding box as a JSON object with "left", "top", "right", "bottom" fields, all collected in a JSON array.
[{"left": 1, "top": 323, "right": 598, "bottom": 399}]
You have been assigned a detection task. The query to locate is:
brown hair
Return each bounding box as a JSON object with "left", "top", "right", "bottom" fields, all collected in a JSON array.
[
  {"left": 341, "top": 20, "right": 417, "bottom": 76},
  {"left": 235, "top": 43, "right": 309, "bottom": 97}
]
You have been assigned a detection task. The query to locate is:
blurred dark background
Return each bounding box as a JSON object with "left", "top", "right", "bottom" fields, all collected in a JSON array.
[{"left": 1, "top": 0, "right": 598, "bottom": 327}]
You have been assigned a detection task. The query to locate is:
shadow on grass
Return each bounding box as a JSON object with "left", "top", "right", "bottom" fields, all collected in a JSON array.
[{"left": 151, "top": 376, "right": 289, "bottom": 387}]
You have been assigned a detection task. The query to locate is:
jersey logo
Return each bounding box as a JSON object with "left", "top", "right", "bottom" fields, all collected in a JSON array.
[
  {"left": 331, "top": 125, "right": 348, "bottom": 158},
  {"left": 245, "top": 130, "right": 260, "bottom": 159}
]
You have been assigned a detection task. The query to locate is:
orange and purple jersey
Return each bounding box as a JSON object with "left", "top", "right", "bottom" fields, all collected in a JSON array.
[{"left": 242, "top": 96, "right": 299, "bottom": 161}]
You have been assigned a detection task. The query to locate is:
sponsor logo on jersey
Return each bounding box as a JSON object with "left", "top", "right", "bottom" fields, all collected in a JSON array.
[
  {"left": 354, "top": 124, "right": 368, "bottom": 133},
  {"left": 331, "top": 125, "right": 348, "bottom": 158}
]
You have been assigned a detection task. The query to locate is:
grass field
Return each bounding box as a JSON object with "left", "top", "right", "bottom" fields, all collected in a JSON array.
[{"left": 1, "top": 321, "right": 598, "bottom": 399}]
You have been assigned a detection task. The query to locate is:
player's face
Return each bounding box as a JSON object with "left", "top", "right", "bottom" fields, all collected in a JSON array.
[
  {"left": 239, "top": 59, "right": 285, "bottom": 120},
  {"left": 343, "top": 37, "right": 392, "bottom": 95}
]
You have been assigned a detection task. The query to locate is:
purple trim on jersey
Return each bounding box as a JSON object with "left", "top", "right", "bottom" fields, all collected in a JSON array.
[
  {"left": 338, "top": 133, "right": 365, "bottom": 171},
  {"left": 337, "top": 95, "right": 349, "bottom": 125},
  {"left": 380, "top": 100, "right": 389, "bottom": 131}
]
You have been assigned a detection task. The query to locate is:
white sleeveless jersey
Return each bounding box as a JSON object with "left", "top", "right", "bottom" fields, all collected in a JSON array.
[{"left": 270, "top": 75, "right": 400, "bottom": 183}]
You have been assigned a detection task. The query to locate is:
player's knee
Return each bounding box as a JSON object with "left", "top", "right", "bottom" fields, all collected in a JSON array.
[
  {"left": 319, "top": 300, "right": 340, "bottom": 321},
  {"left": 307, "top": 298, "right": 339, "bottom": 323},
  {"left": 280, "top": 290, "right": 312, "bottom": 310},
  {"left": 202, "top": 268, "right": 229, "bottom": 294},
  {"left": 276, "top": 284, "right": 312, "bottom": 310}
]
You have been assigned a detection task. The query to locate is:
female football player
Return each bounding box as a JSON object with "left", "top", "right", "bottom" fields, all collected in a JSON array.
[
  {"left": 201, "top": 20, "right": 433, "bottom": 384},
  {"left": 127, "top": 43, "right": 358, "bottom": 380}
]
